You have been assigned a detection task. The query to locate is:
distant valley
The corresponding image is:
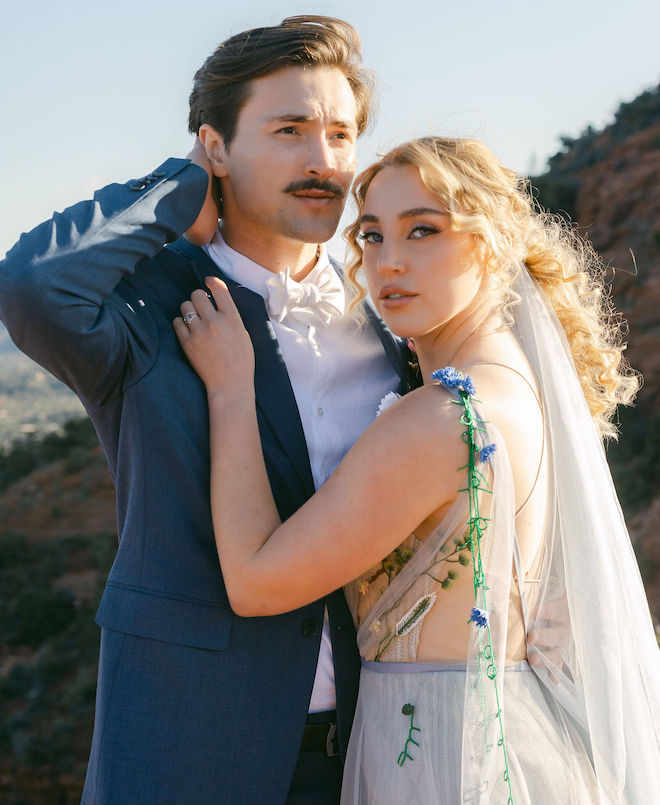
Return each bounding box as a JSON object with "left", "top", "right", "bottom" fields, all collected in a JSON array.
[{"left": 0, "top": 323, "right": 83, "bottom": 448}]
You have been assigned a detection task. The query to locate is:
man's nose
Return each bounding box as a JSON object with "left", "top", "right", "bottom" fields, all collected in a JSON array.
[{"left": 304, "top": 137, "right": 337, "bottom": 181}]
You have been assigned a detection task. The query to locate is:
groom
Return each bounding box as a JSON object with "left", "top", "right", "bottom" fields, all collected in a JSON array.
[{"left": 0, "top": 15, "right": 411, "bottom": 804}]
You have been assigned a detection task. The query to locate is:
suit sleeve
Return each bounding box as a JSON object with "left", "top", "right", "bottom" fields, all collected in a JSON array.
[{"left": 0, "top": 158, "right": 208, "bottom": 404}]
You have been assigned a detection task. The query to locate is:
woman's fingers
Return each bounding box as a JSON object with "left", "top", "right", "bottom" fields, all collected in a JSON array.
[
  {"left": 204, "top": 276, "right": 241, "bottom": 319},
  {"left": 190, "top": 286, "right": 217, "bottom": 317},
  {"left": 173, "top": 315, "right": 190, "bottom": 342},
  {"left": 173, "top": 278, "right": 255, "bottom": 394},
  {"left": 177, "top": 278, "right": 235, "bottom": 322}
]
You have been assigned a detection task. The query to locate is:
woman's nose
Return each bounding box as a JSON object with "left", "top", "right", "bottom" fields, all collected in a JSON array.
[{"left": 377, "top": 243, "right": 405, "bottom": 274}]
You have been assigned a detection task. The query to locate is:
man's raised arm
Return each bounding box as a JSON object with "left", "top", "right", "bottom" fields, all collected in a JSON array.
[{"left": 0, "top": 152, "right": 213, "bottom": 403}]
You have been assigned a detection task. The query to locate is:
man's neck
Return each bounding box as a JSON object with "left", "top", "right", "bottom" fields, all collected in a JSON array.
[{"left": 219, "top": 223, "right": 320, "bottom": 282}]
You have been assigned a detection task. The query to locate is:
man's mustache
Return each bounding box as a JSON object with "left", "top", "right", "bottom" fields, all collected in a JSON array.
[{"left": 284, "top": 179, "right": 345, "bottom": 199}]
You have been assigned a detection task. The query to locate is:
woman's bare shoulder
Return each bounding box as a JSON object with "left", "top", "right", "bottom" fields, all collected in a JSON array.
[{"left": 368, "top": 383, "right": 469, "bottom": 472}]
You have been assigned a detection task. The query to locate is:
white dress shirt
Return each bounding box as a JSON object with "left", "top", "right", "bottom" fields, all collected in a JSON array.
[{"left": 206, "top": 230, "right": 400, "bottom": 712}]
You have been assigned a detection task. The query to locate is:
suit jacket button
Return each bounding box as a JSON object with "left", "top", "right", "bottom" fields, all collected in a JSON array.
[
  {"left": 130, "top": 181, "right": 147, "bottom": 191},
  {"left": 151, "top": 170, "right": 165, "bottom": 178},
  {"left": 301, "top": 618, "right": 319, "bottom": 638}
]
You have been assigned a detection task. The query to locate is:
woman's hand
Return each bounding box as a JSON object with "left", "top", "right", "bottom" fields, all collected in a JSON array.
[{"left": 173, "top": 277, "right": 255, "bottom": 399}]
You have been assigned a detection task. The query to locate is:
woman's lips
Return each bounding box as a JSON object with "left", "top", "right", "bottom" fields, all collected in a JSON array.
[{"left": 378, "top": 288, "right": 417, "bottom": 309}]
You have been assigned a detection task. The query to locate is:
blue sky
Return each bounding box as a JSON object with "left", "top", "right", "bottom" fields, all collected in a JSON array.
[{"left": 1, "top": 0, "right": 658, "bottom": 259}]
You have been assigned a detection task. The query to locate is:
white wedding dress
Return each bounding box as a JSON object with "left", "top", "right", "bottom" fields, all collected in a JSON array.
[{"left": 341, "top": 269, "right": 660, "bottom": 804}]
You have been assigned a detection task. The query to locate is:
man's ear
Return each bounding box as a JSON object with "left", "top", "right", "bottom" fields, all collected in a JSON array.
[{"left": 199, "top": 124, "right": 229, "bottom": 178}]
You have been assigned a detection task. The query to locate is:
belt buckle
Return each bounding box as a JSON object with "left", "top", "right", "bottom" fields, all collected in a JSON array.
[{"left": 326, "top": 722, "right": 339, "bottom": 758}]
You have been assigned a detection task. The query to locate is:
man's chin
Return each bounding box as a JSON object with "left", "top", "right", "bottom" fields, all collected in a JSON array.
[{"left": 282, "top": 218, "right": 342, "bottom": 245}]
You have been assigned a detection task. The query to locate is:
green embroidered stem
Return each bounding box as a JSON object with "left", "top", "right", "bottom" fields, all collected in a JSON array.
[
  {"left": 456, "top": 391, "right": 514, "bottom": 804},
  {"left": 397, "top": 703, "right": 421, "bottom": 766}
]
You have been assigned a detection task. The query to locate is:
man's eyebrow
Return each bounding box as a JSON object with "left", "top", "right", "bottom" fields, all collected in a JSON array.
[
  {"left": 267, "top": 114, "right": 314, "bottom": 124},
  {"left": 359, "top": 208, "right": 448, "bottom": 224},
  {"left": 266, "top": 114, "right": 357, "bottom": 128}
]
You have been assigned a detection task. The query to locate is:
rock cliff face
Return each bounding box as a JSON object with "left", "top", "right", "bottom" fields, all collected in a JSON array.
[
  {"left": 576, "top": 124, "right": 660, "bottom": 406},
  {"left": 533, "top": 83, "right": 660, "bottom": 626}
]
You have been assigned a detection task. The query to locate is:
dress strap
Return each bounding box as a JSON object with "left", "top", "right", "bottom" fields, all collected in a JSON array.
[{"left": 461, "top": 361, "right": 545, "bottom": 516}]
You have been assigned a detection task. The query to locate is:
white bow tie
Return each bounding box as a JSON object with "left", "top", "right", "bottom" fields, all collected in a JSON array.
[{"left": 265, "top": 265, "right": 346, "bottom": 327}]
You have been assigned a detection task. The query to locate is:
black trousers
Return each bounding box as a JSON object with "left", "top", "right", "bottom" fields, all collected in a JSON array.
[{"left": 286, "top": 710, "right": 342, "bottom": 804}]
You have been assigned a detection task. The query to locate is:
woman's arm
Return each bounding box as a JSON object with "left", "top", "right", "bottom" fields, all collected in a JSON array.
[{"left": 174, "top": 278, "right": 465, "bottom": 616}]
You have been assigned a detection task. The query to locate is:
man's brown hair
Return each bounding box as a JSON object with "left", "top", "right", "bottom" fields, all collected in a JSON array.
[{"left": 188, "top": 15, "right": 374, "bottom": 146}]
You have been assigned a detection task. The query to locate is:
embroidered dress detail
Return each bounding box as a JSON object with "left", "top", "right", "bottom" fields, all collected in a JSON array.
[
  {"left": 397, "top": 703, "right": 421, "bottom": 766},
  {"left": 433, "top": 367, "right": 514, "bottom": 804},
  {"left": 395, "top": 593, "right": 437, "bottom": 637}
]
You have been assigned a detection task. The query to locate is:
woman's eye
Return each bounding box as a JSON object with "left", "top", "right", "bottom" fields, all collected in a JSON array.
[
  {"left": 409, "top": 225, "right": 439, "bottom": 239},
  {"left": 357, "top": 231, "right": 382, "bottom": 244}
]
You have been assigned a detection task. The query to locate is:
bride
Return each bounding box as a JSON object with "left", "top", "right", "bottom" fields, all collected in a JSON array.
[{"left": 175, "top": 137, "right": 660, "bottom": 803}]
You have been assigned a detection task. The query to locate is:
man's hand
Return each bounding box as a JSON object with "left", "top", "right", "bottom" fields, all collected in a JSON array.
[{"left": 183, "top": 137, "right": 221, "bottom": 246}]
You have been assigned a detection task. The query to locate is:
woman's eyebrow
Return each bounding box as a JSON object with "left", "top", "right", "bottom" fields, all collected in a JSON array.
[
  {"left": 399, "top": 207, "right": 448, "bottom": 218},
  {"left": 359, "top": 208, "right": 448, "bottom": 224}
]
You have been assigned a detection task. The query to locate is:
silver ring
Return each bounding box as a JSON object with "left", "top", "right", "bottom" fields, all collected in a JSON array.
[{"left": 183, "top": 311, "right": 199, "bottom": 324}]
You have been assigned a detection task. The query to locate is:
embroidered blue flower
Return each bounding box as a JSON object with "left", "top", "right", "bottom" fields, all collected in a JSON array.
[
  {"left": 469, "top": 606, "right": 489, "bottom": 628},
  {"left": 462, "top": 375, "right": 477, "bottom": 398},
  {"left": 479, "top": 443, "right": 497, "bottom": 463},
  {"left": 431, "top": 366, "right": 476, "bottom": 397},
  {"left": 431, "top": 366, "right": 463, "bottom": 387}
]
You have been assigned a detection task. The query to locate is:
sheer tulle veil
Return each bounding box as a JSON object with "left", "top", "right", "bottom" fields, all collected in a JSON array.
[{"left": 502, "top": 266, "right": 660, "bottom": 802}]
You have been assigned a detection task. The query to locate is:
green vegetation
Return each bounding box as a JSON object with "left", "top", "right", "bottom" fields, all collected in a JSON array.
[
  {"left": 0, "top": 530, "right": 116, "bottom": 800},
  {"left": 0, "top": 416, "right": 115, "bottom": 801},
  {"left": 0, "top": 416, "right": 99, "bottom": 492}
]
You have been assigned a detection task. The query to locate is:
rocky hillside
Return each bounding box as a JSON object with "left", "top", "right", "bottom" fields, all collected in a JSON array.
[
  {"left": 533, "top": 82, "right": 660, "bottom": 622},
  {"left": 0, "top": 419, "right": 116, "bottom": 803}
]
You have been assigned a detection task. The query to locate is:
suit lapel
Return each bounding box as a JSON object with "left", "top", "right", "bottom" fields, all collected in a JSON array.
[{"left": 170, "top": 239, "right": 315, "bottom": 499}]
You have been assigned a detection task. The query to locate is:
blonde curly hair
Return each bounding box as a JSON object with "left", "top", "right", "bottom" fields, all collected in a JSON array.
[{"left": 345, "top": 137, "right": 639, "bottom": 440}]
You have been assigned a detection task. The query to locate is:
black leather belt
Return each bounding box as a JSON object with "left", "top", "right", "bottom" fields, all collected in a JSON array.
[{"left": 301, "top": 711, "right": 339, "bottom": 757}]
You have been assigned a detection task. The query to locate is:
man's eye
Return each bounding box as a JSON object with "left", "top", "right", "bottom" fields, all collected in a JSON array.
[
  {"left": 277, "top": 126, "right": 297, "bottom": 135},
  {"left": 409, "top": 225, "right": 439, "bottom": 239},
  {"left": 357, "top": 231, "right": 382, "bottom": 244}
]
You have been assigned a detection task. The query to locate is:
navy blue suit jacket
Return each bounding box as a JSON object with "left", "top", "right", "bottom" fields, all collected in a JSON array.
[{"left": 0, "top": 159, "right": 411, "bottom": 804}]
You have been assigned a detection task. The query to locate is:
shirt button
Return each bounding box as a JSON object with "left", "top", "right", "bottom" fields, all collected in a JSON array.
[
  {"left": 317, "top": 407, "right": 324, "bottom": 416},
  {"left": 301, "top": 618, "right": 319, "bottom": 638}
]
